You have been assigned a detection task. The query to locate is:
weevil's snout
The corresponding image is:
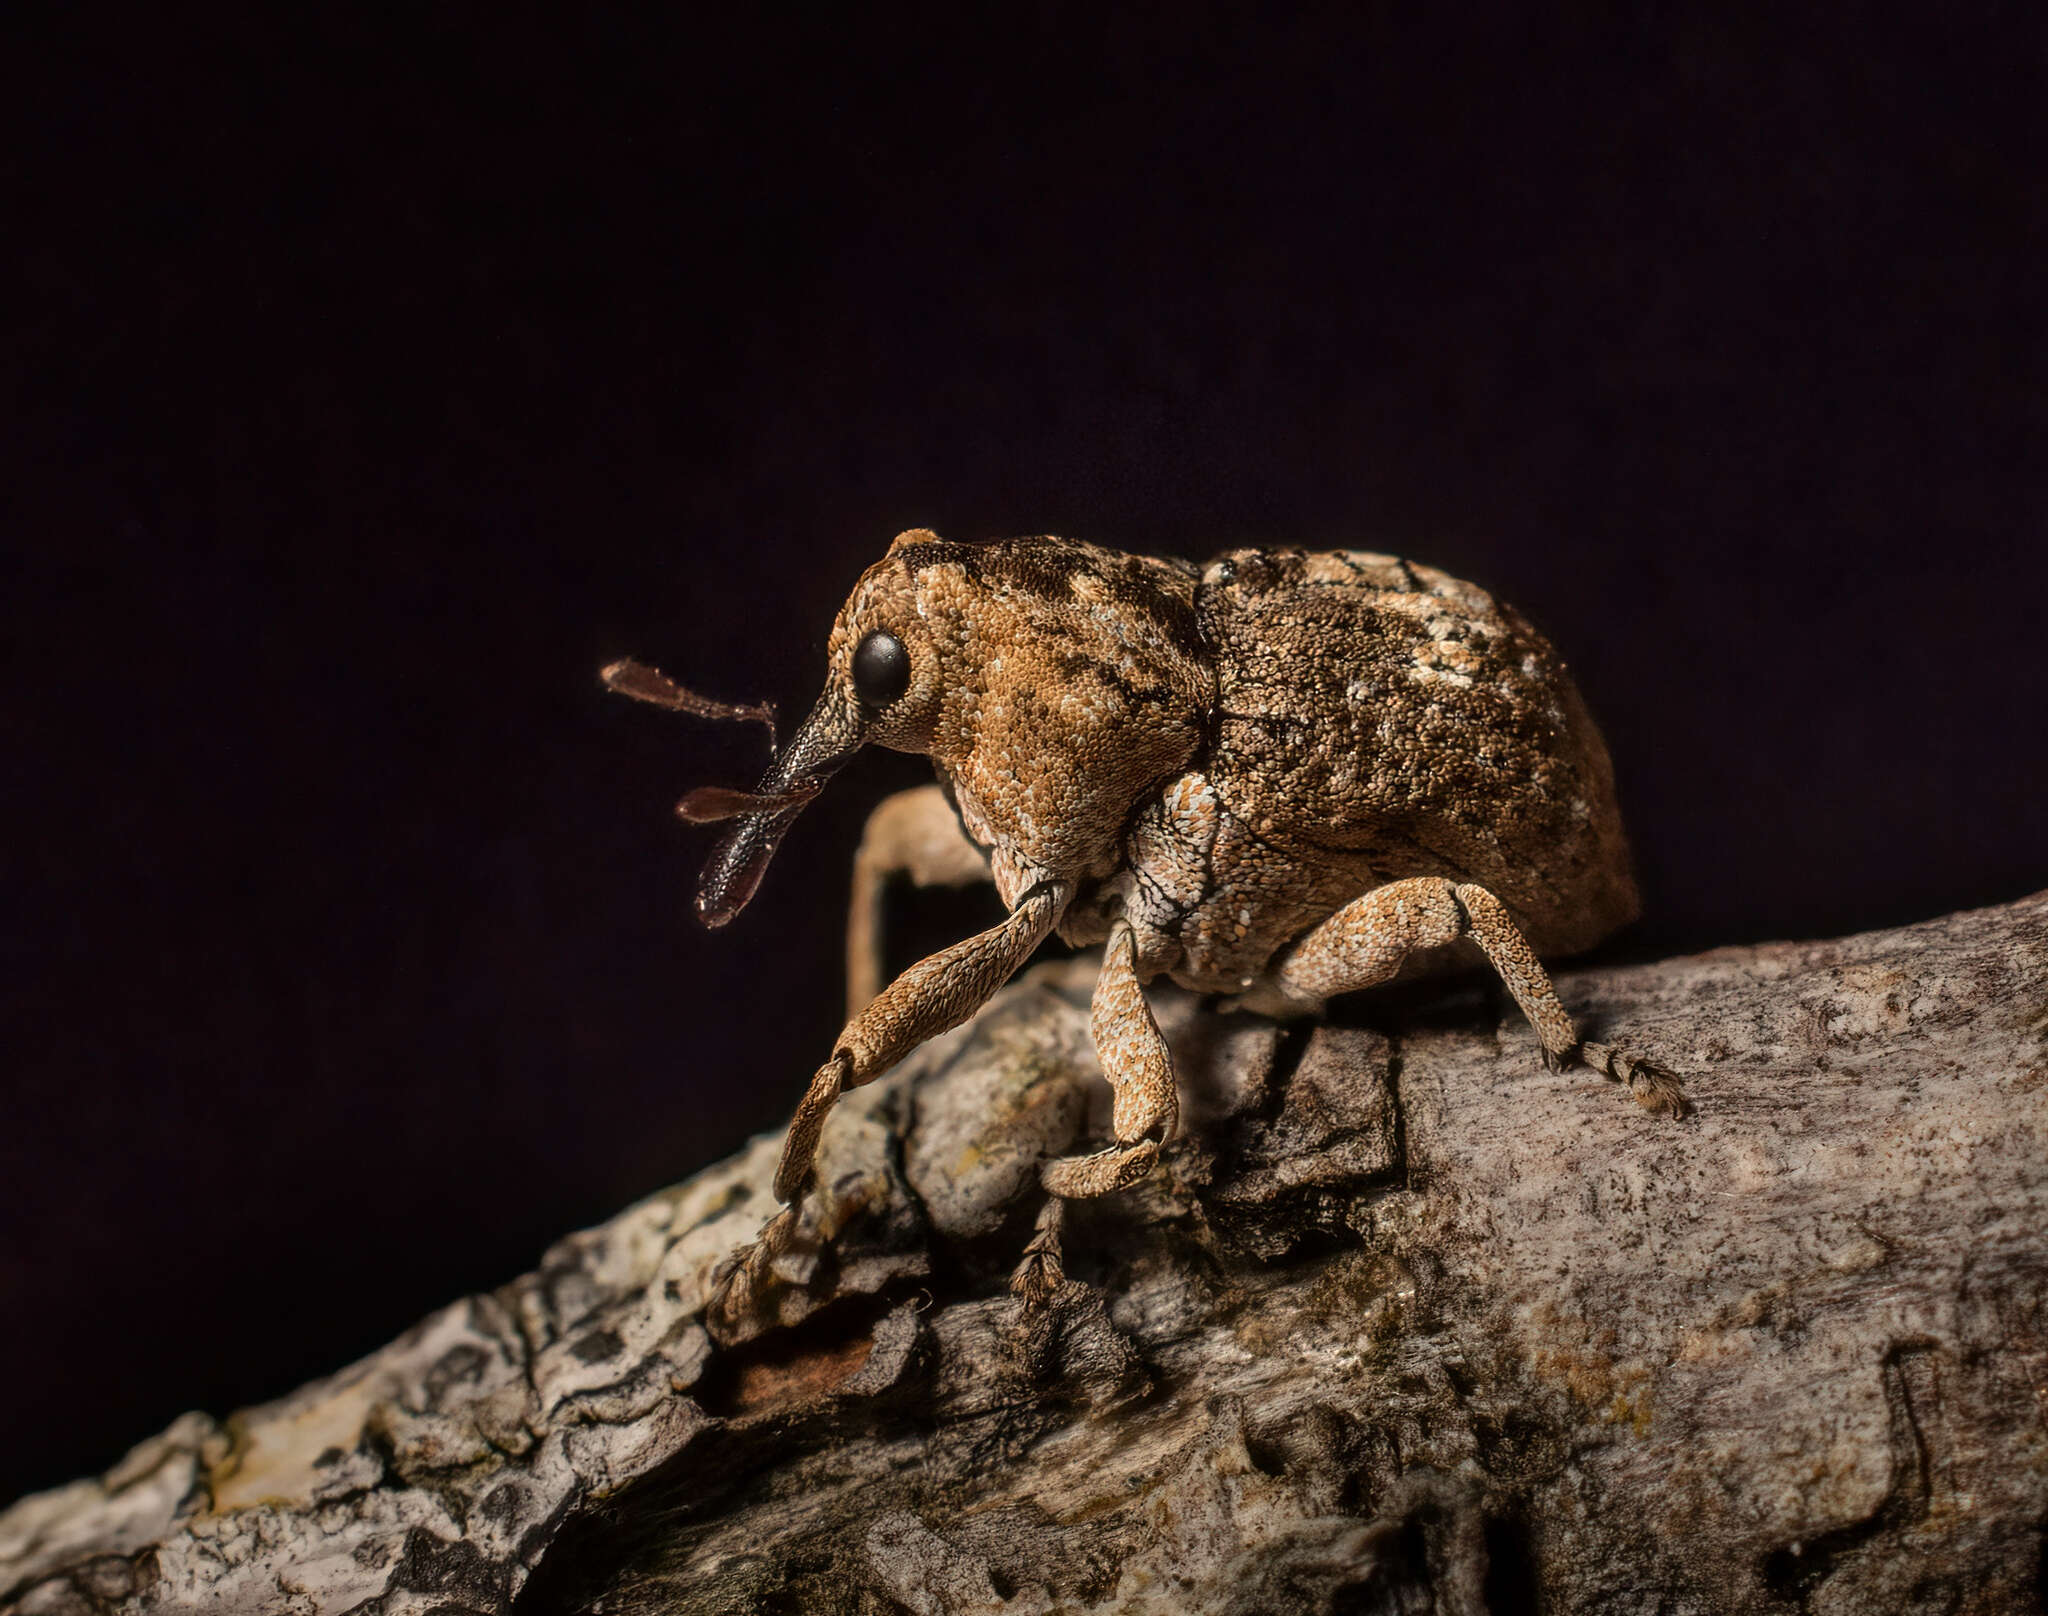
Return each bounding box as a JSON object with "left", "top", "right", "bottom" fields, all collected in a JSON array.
[
  {"left": 599, "top": 654, "right": 866, "bottom": 929},
  {"left": 607, "top": 542, "right": 937, "bottom": 928},
  {"left": 692, "top": 687, "right": 863, "bottom": 927},
  {"left": 692, "top": 815, "right": 788, "bottom": 927}
]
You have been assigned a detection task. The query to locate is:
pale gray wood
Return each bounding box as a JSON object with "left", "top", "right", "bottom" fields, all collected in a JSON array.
[{"left": 4, "top": 894, "right": 2044, "bottom": 1615}]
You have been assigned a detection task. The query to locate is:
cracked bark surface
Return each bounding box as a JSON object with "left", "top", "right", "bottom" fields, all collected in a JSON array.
[{"left": 4, "top": 894, "right": 2046, "bottom": 1616}]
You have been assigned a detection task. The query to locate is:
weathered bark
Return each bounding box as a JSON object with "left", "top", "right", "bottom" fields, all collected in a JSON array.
[{"left": 5, "top": 895, "right": 2046, "bottom": 1616}]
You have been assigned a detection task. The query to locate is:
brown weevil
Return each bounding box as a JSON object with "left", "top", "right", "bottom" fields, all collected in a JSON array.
[{"left": 606, "top": 530, "right": 1685, "bottom": 1332}]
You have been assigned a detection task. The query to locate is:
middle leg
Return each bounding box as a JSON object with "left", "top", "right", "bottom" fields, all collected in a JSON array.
[{"left": 1014, "top": 918, "right": 1180, "bottom": 1302}]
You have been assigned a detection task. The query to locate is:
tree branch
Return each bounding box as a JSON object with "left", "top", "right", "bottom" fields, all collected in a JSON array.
[{"left": 5, "top": 895, "right": 2045, "bottom": 1615}]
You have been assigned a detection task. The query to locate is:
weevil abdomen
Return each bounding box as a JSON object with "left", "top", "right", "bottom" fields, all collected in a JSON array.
[
  {"left": 1061, "top": 546, "right": 1639, "bottom": 991},
  {"left": 1191, "top": 547, "right": 1638, "bottom": 960}
]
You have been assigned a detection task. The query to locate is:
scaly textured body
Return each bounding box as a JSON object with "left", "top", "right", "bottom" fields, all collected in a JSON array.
[{"left": 607, "top": 529, "right": 1683, "bottom": 1339}]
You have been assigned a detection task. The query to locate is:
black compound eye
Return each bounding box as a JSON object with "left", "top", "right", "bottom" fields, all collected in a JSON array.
[{"left": 852, "top": 629, "right": 911, "bottom": 706}]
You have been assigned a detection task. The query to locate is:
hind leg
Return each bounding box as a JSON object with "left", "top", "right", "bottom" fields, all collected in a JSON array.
[{"left": 1233, "top": 878, "right": 1687, "bottom": 1116}]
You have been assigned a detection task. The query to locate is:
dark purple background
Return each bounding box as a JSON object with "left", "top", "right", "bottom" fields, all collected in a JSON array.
[{"left": 6, "top": 10, "right": 2044, "bottom": 1505}]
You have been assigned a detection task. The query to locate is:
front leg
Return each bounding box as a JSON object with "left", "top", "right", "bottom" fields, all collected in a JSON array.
[
  {"left": 845, "top": 783, "right": 994, "bottom": 1018},
  {"left": 713, "top": 880, "right": 1070, "bottom": 1332}
]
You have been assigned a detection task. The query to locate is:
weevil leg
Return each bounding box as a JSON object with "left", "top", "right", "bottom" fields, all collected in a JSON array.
[
  {"left": 1015, "top": 920, "right": 1180, "bottom": 1303},
  {"left": 1571, "top": 1038, "right": 1690, "bottom": 1116},
  {"left": 846, "top": 783, "right": 994, "bottom": 1018},
  {"left": 1009, "top": 1194, "right": 1067, "bottom": 1307},
  {"left": 1233, "top": 877, "right": 1688, "bottom": 1116},
  {"left": 713, "top": 879, "right": 1070, "bottom": 1332}
]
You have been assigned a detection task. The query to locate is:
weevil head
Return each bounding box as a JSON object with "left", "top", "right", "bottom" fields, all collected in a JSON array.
[{"left": 696, "top": 528, "right": 1212, "bottom": 925}]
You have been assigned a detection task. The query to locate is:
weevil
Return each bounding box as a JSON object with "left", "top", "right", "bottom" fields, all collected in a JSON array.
[{"left": 606, "top": 530, "right": 1685, "bottom": 1333}]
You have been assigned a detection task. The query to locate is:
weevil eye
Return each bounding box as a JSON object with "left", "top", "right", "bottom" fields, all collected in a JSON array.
[{"left": 852, "top": 629, "right": 911, "bottom": 706}]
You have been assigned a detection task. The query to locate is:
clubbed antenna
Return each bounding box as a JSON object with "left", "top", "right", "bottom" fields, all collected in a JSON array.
[
  {"left": 673, "top": 780, "right": 823, "bottom": 823},
  {"left": 599, "top": 658, "right": 779, "bottom": 752},
  {"left": 601, "top": 657, "right": 807, "bottom": 824}
]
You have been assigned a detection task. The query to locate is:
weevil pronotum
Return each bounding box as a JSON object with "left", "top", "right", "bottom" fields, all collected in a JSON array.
[{"left": 606, "top": 531, "right": 1685, "bottom": 1332}]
